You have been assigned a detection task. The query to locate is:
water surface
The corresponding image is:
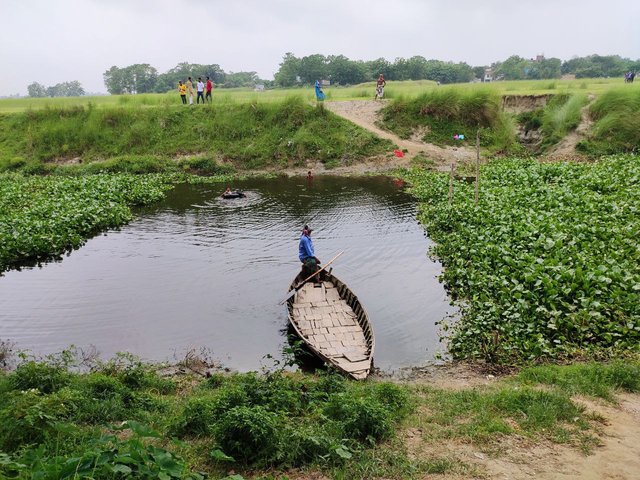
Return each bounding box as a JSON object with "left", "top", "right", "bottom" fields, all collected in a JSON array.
[{"left": 0, "top": 176, "right": 452, "bottom": 372}]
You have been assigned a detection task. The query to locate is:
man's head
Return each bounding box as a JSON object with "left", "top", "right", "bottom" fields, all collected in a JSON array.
[{"left": 303, "top": 225, "right": 313, "bottom": 235}]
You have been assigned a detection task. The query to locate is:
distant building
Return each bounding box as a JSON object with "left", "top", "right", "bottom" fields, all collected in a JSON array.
[
  {"left": 321, "top": 79, "right": 331, "bottom": 87},
  {"left": 254, "top": 84, "right": 265, "bottom": 92},
  {"left": 483, "top": 68, "right": 493, "bottom": 83},
  {"left": 535, "top": 54, "right": 545, "bottom": 62}
]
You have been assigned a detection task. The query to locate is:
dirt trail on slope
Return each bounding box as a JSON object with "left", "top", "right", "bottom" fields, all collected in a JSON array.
[
  {"left": 546, "top": 94, "right": 595, "bottom": 161},
  {"left": 325, "top": 100, "right": 478, "bottom": 170}
]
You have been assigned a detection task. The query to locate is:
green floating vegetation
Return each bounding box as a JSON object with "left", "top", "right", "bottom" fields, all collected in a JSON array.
[
  {"left": 0, "top": 173, "right": 173, "bottom": 272},
  {"left": 402, "top": 154, "right": 640, "bottom": 362},
  {"left": 0, "top": 97, "right": 391, "bottom": 172},
  {"left": 380, "top": 88, "right": 520, "bottom": 153},
  {"left": 578, "top": 87, "right": 640, "bottom": 156}
]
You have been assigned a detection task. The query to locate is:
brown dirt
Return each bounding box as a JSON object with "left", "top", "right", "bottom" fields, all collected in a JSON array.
[{"left": 324, "top": 100, "right": 478, "bottom": 172}]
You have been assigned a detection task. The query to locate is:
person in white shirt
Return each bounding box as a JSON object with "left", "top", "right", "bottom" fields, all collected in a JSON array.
[{"left": 196, "top": 77, "right": 205, "bottom": 104}]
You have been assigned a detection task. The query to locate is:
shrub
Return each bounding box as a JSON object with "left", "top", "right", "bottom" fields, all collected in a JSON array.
[
  {"left": 213, "top": 405, "right": 282, "bottom": 465},
  {"left": 0, "top": 388, "right": 79, "bottom": 452},
  {"left": 9, "top": 361, "right": 72, "bottom": 394},
  {"left": 325, "top": 395, "right": 393, "bottom": 443}
]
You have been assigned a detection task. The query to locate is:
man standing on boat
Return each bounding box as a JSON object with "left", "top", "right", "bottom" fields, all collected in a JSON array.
[{"left": 299, "top": 225, "right": 321, "bottom": 276}]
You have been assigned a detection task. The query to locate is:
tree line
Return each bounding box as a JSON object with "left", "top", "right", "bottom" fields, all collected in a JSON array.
[
  {"left": 27, "top": 81, "right": 85, "bottom": 98},
  {"left": 102, "top": 62, "right": 264, "bottom": 95},
  {"left": 26, "top": 54, "right": 640, "bottom": 98}
]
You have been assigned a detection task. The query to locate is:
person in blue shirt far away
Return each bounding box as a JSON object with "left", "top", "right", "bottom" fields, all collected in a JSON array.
[{"left": 299, "top": 225, "right": 321, "bottom": 277}]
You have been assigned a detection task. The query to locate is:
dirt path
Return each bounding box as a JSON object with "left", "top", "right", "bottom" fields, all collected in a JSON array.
[
  {"left": 325, "top": 100, "right": 478, "bottom": 170},
  {"left": 546, "top": 95, "right": 595, "bottom": 161}
]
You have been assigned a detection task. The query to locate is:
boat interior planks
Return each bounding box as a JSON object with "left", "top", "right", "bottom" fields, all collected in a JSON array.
[{"left": 288, "top": 275, "right": 374, "bottom": 380}]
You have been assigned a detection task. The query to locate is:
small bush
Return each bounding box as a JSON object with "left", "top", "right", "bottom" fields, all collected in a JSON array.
[
  {"left": 325, "top": 395, "right": 393, "bottom": 443},
  {"left": 10, "top": 361, "right": 72, "bottom": 394},
  {"left": 213, "top": 405, "right": 282, "bottom": 465},
  {"left": 0, "top": 388, "right": 79, "bottom": 452}
]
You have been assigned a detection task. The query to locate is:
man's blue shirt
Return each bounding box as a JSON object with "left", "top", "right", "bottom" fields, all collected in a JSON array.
[{"left": 299, "top": 234, "right": 314, "bottom": 261}]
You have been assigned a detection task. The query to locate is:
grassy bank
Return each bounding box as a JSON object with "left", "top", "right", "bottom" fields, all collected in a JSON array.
[
  {"left": 401, "top": 154, "right": 640, "bottom": 363},
  {"left": 0, "top": 351, "right": 637, "bottom": 479},
  {"left": 0, "top": 78, "right": 628, "bottom": 114},
  {"left": 0, "top": 97, "right": 391, "bottom": 172},
  {"left": 578, "top": 88, "right": 640, "bottom": 155},
  {"left": 380, "top": 88, "right": 520, "bottom": 153}
]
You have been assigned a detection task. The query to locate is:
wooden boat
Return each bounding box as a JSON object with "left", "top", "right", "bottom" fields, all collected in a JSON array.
[
  {"left": 286, "top": 270, "right": 374, "bottom": 380},
  {"left": 221, "top": 191, "right": 246, "bottom": 199}
]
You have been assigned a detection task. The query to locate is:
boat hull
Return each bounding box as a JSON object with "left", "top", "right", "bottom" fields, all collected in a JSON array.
[{"left": 286, "top": 271, "right": 374, "bottom": 380}]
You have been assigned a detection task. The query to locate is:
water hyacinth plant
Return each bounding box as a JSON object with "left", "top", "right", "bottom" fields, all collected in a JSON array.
[{"left": 403, "top": 154, "right": 640, "bottom": 362}]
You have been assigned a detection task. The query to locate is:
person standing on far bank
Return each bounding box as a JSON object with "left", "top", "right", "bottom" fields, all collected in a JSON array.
[
  {"left": 186, "top": 77, "right": 194, "bottom": 105},
  {"left": 178, "top": 80, "right": 187, "bottom": 104},
  {"left": 205, "top": 76, "right": 213, "bottom": 103},
  {"left": 314, "top": 80, "right": 325, "bottom": 102},
  {"left": 375, "top": 74, "right": 386, "bottom": 100},
  {"left": 196, "top": 77, "right": 205, "bottom": 104},
  {"left": 299, "top": 225, "right": 321, "bottom": 277}
]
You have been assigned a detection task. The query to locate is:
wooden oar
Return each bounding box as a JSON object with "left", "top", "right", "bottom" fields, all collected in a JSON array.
[{"left": 279, "top": 251, "right": 344, "bottom": 305}]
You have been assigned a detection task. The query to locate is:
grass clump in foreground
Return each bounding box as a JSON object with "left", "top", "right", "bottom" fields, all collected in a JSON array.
[
  {"left": 1, "top": 353, "right": 632, "bottom": 479},
  {"left": 0, "top": 97, "right": 391, "bottom": 172},
  {"left": 380, "top": 88, "right": 520, "bottom": 154},
  {"left": 401, "top": 154, "right": 640, "bottom": 363}
]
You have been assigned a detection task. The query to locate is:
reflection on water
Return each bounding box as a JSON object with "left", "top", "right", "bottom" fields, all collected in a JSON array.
[{"left": 0, "top": 175, "right": 453, "bottom": 372}]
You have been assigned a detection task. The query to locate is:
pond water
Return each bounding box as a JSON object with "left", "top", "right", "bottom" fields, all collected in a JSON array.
[{"left": 0, "top": 175, "right": 454, "bottom": 373}]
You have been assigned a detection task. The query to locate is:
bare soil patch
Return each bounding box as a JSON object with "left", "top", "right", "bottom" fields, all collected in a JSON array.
[{"left": 324, "top": 100, "right": 478, "bottom": 171}]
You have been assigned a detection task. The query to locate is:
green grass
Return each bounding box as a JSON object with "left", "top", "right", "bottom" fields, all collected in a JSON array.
[
  {"left": 380, "top": 88, "right": 520, "bottom": 153},
  {"left": 517, "top": 361, "right": 640, "bottom": 400},
  {"left": 0, "top": 78, "right": 629, "bottom": 114},
  {"left": 578, "top": 87, "right": 640, "bottom": 155},
  {"left": 401, "top": 155, "right": 640, "bottom": 363},
  {"left": 540, "top": 93, "right": 588, "bottom": 147},
  {"left": 1, "top": 353, "right": 627, "bottom": 479},
  {"left": 0, "top": 97, "right": 391, "bottom": 171}
]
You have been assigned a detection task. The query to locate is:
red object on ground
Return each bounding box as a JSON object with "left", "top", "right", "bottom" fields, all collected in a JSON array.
[{"left": 394, "top": 150, "right": 404, "bottom": 157}]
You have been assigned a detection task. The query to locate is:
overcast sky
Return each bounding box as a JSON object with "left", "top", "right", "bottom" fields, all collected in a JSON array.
[{"left": 2, "top": 0, "right": 639, "bottom": 96}]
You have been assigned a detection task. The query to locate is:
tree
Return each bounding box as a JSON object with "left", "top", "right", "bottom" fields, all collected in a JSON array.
[
  {"left": 223, "top": 71, "right": 260, "bottom": 88},
  {"left": 27, "top": 82, "right": 47, "bottom": 98},
  {"left": 274, "top": 52, "right": 301, "bottom": 87},
  {"left": 472, "top": 66, "right": 486, "bottom": 79},
  {"left": 364, "top": 58, "right": 392, "bottom": 80},
  {"left": 298, "top": 54, "right": 328, "bottom": 84},
  {"left": 103, "top": 66, "right": 128, "bottom": 94},
  {"left": 494, "top": 55, "right": 529, "bottom": 80},
  {"left": 326, "top": 55, "right": 367, "bottom": 85},
  {"left": 154, "top": 62, "right": 225, "bottom": 93}
]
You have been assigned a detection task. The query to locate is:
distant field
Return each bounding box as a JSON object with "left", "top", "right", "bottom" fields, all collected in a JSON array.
[{"left": 0, "top": 78, "right": 631, "bottom": 113}]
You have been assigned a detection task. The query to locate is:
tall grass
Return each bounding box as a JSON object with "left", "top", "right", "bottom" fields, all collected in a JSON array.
[
  {"left": 0, "top": 78, "right": 628, "bottom": 114},
  {"left": 380, "top": 88, "right": 518, "bottom": 152},
  {"left": 540, "top": 93, "right": 587, "bottom": 147},
  {"left": 0, "top": 97, "right": 391, "bottom": 171},
  {"left": 578, "top": 87, "right": 640, "bottom": 155}
]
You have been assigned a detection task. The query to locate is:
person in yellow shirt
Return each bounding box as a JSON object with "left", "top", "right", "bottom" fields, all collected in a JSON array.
[{"left": 178, "top": 81, "right": 187, "bottom": 104}]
